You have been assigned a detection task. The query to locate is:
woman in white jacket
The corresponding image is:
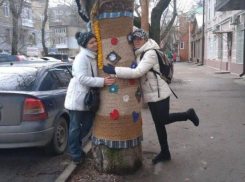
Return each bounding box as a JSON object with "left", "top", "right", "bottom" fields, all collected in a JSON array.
[
  {"left": 103, "top": 29, "right": 199, "bottom": 164},
  {"left": 65, "top": 32, "right": 115, "bottom": 164}
]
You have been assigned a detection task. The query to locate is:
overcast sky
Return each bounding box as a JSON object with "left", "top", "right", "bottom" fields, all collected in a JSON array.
[{"left": 49, "top": 0, "right": 195, "bottom": 13}]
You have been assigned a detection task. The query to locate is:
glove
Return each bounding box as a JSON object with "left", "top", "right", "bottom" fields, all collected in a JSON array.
[{"left": 103, "top": 64, "right": 116, "bottom": 74}]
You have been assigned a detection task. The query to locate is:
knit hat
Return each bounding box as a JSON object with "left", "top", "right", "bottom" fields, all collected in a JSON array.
[
  {"left": 75, "top": 31, "right": 95, "bottom": 48},
  {"left": 132, "top": 29, "right": 148, "bottom": 40}
]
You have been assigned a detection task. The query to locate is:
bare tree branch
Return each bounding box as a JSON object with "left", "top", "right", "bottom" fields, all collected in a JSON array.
[
  {"left": 161, "top": 0, "right": 177, "bottom": 40},
  {"left": 0, "top": 0, "right": 5, "bottom": 6},
  {"left": 150, "top": 0, "right": 171, "bottom": 44}
]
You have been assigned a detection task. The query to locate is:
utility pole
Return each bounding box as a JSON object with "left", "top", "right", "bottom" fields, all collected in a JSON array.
[
  {"left": 140, "top": 0, "right": 149, "bottom": 33},
  {"left": 200, "top": 0, "right": 205, "bottom": 66}
]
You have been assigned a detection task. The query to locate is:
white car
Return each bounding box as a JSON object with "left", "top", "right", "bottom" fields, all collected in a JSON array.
[
  {"left": 40, "top": 57, "right": 60, "bottom": 62},
  {"left": 28, "top": 57, "right": 45, "bottom": 61}
]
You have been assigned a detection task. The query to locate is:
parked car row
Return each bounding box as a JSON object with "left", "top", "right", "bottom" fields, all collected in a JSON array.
[
  {"left": 0, "top": 54, "right": 75, "bottom": 63},
  {"left": 0, "top": 60, "right": 87, "bottom": 155}
]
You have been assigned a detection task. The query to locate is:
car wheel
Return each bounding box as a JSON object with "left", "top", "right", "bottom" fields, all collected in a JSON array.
[{"left": 47, "top": 117, "right": 68, "bottom": 155}]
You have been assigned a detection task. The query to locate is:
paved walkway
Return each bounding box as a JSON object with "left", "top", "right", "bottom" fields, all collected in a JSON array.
[
  {"left": 129, "top": 62, "right": 245, "bottom": 182},
  {"left": 69, "top": 62, "right": 245, "bottom": 182}
]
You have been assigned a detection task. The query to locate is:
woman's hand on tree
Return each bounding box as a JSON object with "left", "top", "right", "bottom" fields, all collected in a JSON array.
[
  {"left": 104, "top": 77, "right": 116, "bottom": 86},
  {"left": 103, "top": 64, "right": 116, "bottom": 74}
]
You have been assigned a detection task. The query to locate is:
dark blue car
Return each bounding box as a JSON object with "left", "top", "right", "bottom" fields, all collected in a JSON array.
[{"left": 0, "top": 62, "right": 73, "bottom": 154}]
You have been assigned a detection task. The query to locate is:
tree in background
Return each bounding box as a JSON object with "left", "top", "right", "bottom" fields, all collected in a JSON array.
[
  {"left": 0, "top": 0, "right": 5, "bottom": 6},
  {"left": 42, "top": 0, "right": 49, "bottom": 55},
  {"left": 9, "top": 0, "right": 24, "bottom": 55},
  {"left": 76, "top": 0, "right": 172, "bottom": 44}
]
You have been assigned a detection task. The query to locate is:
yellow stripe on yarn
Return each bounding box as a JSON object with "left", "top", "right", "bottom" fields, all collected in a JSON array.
[{"left": 94, "top": 20, "right": 103, "bottom": 70}]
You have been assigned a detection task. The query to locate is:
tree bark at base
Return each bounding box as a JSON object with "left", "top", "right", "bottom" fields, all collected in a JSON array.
[{"left": 92, "top": 143, "right": 143, "bottom": 175}]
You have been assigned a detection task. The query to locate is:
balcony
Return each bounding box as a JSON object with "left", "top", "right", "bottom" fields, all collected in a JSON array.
[
  {"left": 21, "top": 19, "right": 33, "bottom": 27},
  {"left": 215, "top": 0, "right": 245, "bottom": 11}
]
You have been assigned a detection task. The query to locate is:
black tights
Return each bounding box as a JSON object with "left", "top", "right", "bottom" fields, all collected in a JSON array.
[{"left": 148, "top": 97, "right": 188, "bottom": 153}]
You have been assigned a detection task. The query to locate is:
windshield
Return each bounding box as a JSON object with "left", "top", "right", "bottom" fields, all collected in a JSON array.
[{"left": 0, "top": 67, "right": 38, "bottom": 91}]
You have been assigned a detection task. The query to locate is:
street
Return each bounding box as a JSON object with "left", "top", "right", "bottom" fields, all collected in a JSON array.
[
  {"left": 0, "top": 148, "right": 70, "bottom": 182},
  {"left": 135, "top": 62, "right": 245, "bottom": 182},
  {"left": 69, "top": 62, "right": 245, "bottom": 182},
  {"left": 1, "top": 63, "right": 245, "bottom": 182}
]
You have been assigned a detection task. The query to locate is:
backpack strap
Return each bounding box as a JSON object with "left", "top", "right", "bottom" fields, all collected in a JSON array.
[{"left": 140, "top": 50, "right": 178, "bottom": 99}]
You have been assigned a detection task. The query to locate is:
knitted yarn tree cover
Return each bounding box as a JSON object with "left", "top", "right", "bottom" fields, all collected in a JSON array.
[{"left": 90, "top": 0, "right": 143, "bottom": 149}]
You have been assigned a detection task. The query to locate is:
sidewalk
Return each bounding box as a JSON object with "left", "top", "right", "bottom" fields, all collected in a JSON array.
[{"left": 69, "top": 62, "right": 245, "bottom": 182}]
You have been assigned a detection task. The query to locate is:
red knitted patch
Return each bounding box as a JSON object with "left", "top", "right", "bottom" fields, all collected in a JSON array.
[
  {"left": 110, "top": 109, "right": 119, "bottom": 120},
  {"left": 111, "top": 38, "right": 118, "bottom": 45}
]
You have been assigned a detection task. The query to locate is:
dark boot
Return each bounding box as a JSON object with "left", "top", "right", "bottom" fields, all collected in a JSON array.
[
  {"left": 152, "top": 150, "right": 171, "bottom": 164},
  {"left": 186, "top": 108, "right": 199, "bottom": 126}
]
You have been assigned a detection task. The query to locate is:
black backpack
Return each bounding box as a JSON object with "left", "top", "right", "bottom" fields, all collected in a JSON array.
[{"left": 140, "top": 49, "right": 178, "bottom": 98}]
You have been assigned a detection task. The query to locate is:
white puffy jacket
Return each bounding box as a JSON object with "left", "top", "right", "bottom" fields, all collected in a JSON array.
[
  {"left": 64, "top": 47, "right": 104, "bottom": 111},
  {"left": 115, "top": 39, "right": 171, "bottom": 103}
]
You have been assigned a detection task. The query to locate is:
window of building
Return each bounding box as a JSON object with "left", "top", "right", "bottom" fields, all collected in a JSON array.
[
  {"left": 213, "top": 0, "right": 216, "bottom": 17},
  {"left": 218, "top": 34, "right": 223, "bottom": 59},
  {"left": 208, "top": 38, "right": 211, "bottom": 59},
  {"left": 3, "top": 3, "right": 9, "bottom": 17},
  {"left": 180, "top": 42, "right": 184, "bottom": 49},
  {"left": 27, "top": 9, "right": 32, "bottom": 20},
  {"left": 52, "top": 39, "right": 55, "bottom": 45},
  {"left": 5, "top": 29, "right": 10, "bottom": 43},
  {"left": 63, "top": 38, "right": 67, "bottom": 44},
  {"left": 40, "top": 14, "right": 44, "bottom": 24},
  {"left": 32, "top": 32, "right": 36, "bottom": 45},
  {"left": 213, "top": 35, "right": 217, "bottom": 58},
  {"left": 208, "top": 0, "right": 211, "bottom": 20},
  {"left": 15, "top": 5, "right": 20, "bottom": 14}
]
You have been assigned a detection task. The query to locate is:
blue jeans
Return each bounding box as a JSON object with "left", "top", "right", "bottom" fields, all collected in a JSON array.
[{"left": 68, "top": 110, "right": 94, "bottom": 160}]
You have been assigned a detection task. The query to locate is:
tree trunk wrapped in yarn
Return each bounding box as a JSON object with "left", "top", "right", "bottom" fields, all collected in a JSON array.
[{"left": 88, "top": 0, "right": 143, "bottom": 174}]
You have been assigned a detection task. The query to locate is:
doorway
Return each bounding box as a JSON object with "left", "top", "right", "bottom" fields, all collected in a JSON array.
[{"left": 227, "top": 32, "right": 232, "bottom": 71}]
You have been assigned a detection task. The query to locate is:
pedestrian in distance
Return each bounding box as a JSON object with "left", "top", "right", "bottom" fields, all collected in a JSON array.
[
  {"left": 64, "top": 31, "right": 115, "bottom": 165},
  {"left": 168, "top": 52, "right": 173, "bottom": 62},
  {"left": 103, "top": 29, "right": 199, "bottom": 165},
  {"left": 173, "top": 52, "right": 177, "bottom": 63}
]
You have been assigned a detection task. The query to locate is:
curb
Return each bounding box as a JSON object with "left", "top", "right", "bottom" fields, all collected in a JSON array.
[{"left": 55, "top": 141, "right": 92, "bottom": 182}]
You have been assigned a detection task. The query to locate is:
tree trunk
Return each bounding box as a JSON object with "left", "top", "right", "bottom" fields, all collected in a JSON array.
[
  {"left": 92, "top": 143, "right": 142, "bottom": 174},
  {"left": 140, "top": 0, "right": 149, "bottom": 33},
  {"left": 0, "top": 0, "right": 5, "bottom": 6},
  {"left": 81, "top": 0, "right": 143, "bottom": 175},
  {"left": 9, "top": 0, "right": 24, "bottom": 55},
  {"left": 161, "top": 0, "right": 177, "bottom": 40},
  {"left": 11, "top": 16, "right": 18, "bottom": 55},
  {"left": 42, "top": 0, "right": 49, "bottom": 55},
  {"left": 150, "top": 0, "right": 171, "bottom": 44}
]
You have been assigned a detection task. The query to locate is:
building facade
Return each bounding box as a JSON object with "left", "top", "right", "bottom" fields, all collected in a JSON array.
[
  {"left": 205, "top": 0, "right": 245, "bottom": 74},
  {"left": 0, "top": 0, "right": 50, "bottom": 56},
  {"left": 48, "top": 5, "right": 87, "bottom": 56},
  {"left": 178, "top": 16, "right": 190, "bottom": 61},
  {"left": 189, "top": 8, "right": 204, "bottom": 63},
  {"left": 49, "top": 25, "right": 83, "bottom": 56}
]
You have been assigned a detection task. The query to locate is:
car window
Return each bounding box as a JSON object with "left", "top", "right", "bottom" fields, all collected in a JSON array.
[
  {"left": 0, "top": 56, "right": 8, "bottom": 62},
  {"left": 39, "top": 71, "right": 60, "bottom": 91},
  {"left": 0, "top": 67, "right": 37, "bottom": 91},
  {"left": 67, "top": 66, "right": 72, "bottom": 75},
  {"left": 8, "top": 56, "right": 18, "bottom": 62},
  {"left": 52, "top": 66, "right": 72, "bottom": 88}
]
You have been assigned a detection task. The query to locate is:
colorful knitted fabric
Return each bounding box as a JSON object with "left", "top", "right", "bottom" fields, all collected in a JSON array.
[{"left": 99, "top": 0, "right": 133, "bottom": 13}]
